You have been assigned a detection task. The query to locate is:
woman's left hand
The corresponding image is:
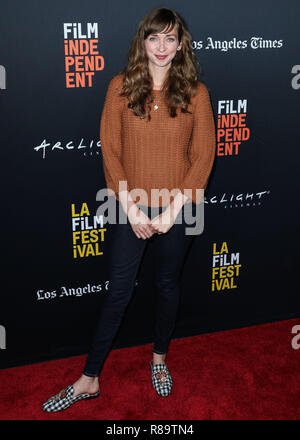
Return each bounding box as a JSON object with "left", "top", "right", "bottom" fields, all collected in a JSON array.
[{"left": 150, "top": 206, "right": 179, "bottom": 235}]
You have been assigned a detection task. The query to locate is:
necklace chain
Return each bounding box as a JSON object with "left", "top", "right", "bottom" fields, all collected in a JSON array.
[{"left": 153, "top": 89, "right": 161, "bottom": 110}]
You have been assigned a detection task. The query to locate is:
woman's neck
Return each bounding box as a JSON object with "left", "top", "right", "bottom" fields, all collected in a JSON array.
[{"left": 148, "top": 61, "right": 169, "bottom": 91}]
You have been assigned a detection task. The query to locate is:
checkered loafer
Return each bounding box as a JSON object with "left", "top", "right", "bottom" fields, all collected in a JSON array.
[
  {"left": 42, "top": 384, "right": 100, "bottom": 413},
  {"left": 150, "top": 360, "right": 173, "bottom": 397}
]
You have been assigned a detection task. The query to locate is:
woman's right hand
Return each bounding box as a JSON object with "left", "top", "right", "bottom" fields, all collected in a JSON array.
[{"left": 127, "top": 204, "right": 157, "bottom": 239}]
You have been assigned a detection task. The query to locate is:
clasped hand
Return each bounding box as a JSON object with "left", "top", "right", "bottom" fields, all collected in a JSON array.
[{"left": 127, "top": 204, "right": 178, "bottom": 240}]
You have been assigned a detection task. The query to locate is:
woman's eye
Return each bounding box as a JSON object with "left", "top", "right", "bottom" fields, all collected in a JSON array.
[{"left": 149, "top": 37, "right": 175, "bottom": 42}]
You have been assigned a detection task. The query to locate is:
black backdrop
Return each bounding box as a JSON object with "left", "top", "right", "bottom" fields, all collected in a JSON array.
[{"left": 1, "top": 0, "right": 299, "bottom": 369}]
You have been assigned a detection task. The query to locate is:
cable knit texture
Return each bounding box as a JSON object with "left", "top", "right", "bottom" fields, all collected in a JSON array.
[{"left": 100, "top": 73, "right": 216, "bottom": 207}]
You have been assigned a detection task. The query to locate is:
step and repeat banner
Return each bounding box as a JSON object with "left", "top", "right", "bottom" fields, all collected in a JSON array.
[{"left": 1, "top": 0, "right": 299, "bottom": 368}]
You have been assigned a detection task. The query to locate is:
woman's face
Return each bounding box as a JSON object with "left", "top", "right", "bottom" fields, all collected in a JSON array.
[{"left": 144, "top": 25, "right": 182, "bottom": 69}]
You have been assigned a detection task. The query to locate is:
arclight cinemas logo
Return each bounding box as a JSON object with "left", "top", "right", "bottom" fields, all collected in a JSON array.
[
  {"left": 205, "top": 189, "right": 271, "bottom": 208},
  {"left": 63, "top": 23, "right": 104, "bottom": 88}
]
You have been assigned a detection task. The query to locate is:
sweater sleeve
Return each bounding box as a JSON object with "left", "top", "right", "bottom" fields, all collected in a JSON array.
[
  {"left": 100, "top": 75, "right": 129, "bottom": 198},
  {"left": 178, "top": 82, "right": 216, "bottom": 204}
]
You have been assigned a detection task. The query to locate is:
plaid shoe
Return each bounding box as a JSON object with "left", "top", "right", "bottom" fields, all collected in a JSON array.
[
  {"left": 150, "top": 360, "right": 173, "bottom": 397},
  {"left": 42, "top": 384, "right": 100, "bottom": 413}
]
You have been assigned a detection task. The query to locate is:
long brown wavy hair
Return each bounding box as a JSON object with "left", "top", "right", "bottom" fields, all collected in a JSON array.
[{"left": 118, "top": 7, "right": 202, "bottom": 122}]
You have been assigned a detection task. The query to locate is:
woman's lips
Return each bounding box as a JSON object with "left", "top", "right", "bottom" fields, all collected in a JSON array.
[{"left": 155, "top": 55, "right": 168, "bottom": 60}]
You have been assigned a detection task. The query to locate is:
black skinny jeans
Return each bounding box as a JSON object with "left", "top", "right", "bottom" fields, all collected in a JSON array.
[{"left": 82, "top": 199, "right": 198, "bottom": 377}]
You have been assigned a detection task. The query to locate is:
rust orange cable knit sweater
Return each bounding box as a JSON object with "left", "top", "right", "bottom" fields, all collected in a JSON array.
[{"left": 100, "top": 73, "right": 216, "bottom": 207}]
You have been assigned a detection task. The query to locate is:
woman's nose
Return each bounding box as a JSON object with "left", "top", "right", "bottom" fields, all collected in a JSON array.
[{"left": 157, "top": 41, "right": 166, "bottom": 52}]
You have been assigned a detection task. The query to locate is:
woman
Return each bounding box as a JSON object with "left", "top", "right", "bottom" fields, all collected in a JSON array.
[{"left": 42, "top": 7, "right": 216, "bottom": 412}]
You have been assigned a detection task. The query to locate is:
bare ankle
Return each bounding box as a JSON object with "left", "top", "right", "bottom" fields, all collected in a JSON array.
[
  {"left": 153, "top": 353, "right": 166, "bottom": 364},
  {"left": 81, "top": 374, "right": 98, "bottom": 381}
]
